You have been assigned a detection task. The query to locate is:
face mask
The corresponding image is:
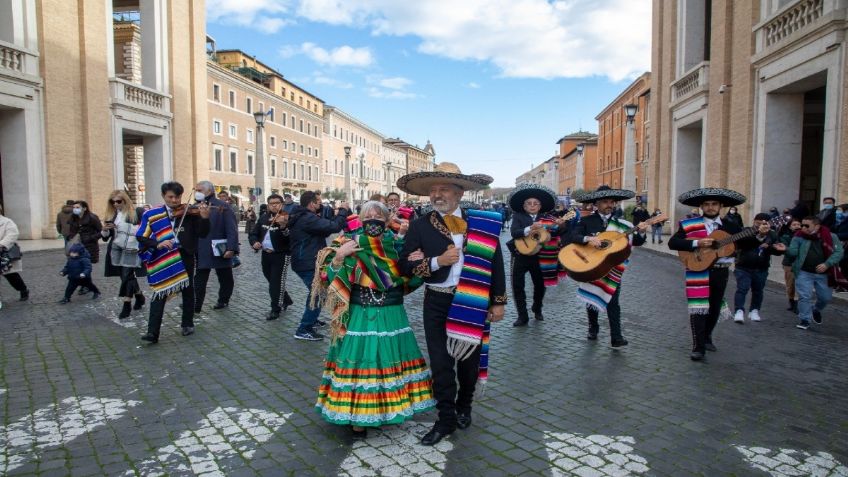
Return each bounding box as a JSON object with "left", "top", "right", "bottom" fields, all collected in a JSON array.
[
  {"left": 837, "top": 211, "right": 845, "bottom": 222},
  {"left": 823, "top": 204, "right": 833, "bottom": 210},
  {"left": 363, "top": 219, "right": 386, "bottom": 237},
  {"left": 195, "top": 191, "right": 206, "bottom": 202},
  {"left": 72, "top": 207, "right": 82, "bottom": 216}
]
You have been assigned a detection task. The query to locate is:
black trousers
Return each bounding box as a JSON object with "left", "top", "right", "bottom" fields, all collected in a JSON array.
[
  {"left": 3, "top": 273, "right": 27, "bottom": 292},
  {"left": 261, "top": 252, "right": 293, "bottom": 312},
  {"left": 194, "top": 266, "right": 234, "bottom": 309},
  {"left": 147, "top": 251, "right": 196, "bottom": 337},
  {"left": 422, "top": 289, "right": 481, "bottom": 430},
  {"left": 64, "top": 276, "right": 100, "bottom": 299},
  {"left": 690, "top": 267, "right": 729, "bottom": 353},
  {"left": 118, "top": 267, "right": 141, "bottom": 298},
  {"left": 587, "top": 286, "right": 623, "bottom": 341},
  {"left": 512, "top": 255, "right": 545, "bottom": 320}
]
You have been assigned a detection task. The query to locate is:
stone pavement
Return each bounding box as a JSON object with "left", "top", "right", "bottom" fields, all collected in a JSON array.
[{"left": 1, "top": 232, "right": 847, "bottom": 476}]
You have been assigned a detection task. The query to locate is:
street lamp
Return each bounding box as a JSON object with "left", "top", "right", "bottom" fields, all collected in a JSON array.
[
  {"left": 252, "top": 110, "right": 271, "bottom": 206},
  {"left": 575, "top": 143, "right": 585, "bottom": 190},
  {"left": 622, "top": 103, "right": 639, "bottom": 201},
  {"left": 343, "top": 146, "right": 352, "bottom": 203},
  {"left": 384, "top": 160, "right": 393, "bottom": 194},
  {"left": 623, "top": 103, "right": 638, "bottom": 123},
  {"left": 358, "top": 153, "right": 367, "bottom": 203},
  {"left": 576, "top": 143, "right": 585, "bottom": 155},
  {"left": 553, "top": 160, "right": 560, "bottom": 194}
]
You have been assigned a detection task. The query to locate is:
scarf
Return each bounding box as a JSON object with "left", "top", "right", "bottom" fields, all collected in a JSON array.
[
  {"left": 445, "top": 209, "right": 502, "bottom": 386},
  {"left": 311, "top": 231, "right": 422, "bottom": 341},
  {"left": 537, "top": 215, "right": 567, "bottom": 286},
  {"left": 576, "top": 218, "right": 630, "bottom": 311},
  {"left": 680, "top": 216, "right": 730, "bottom": 317},
  {"left": 136, "top": 205, "right": 189, "bottom": 300},
  {"left": 795, "top": 226, "right": 848, "bottom": 288}
]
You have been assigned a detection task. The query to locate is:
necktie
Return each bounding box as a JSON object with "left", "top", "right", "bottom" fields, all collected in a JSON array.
[{"left": 443, "top": 215, "right": 467, "bottom": 235}]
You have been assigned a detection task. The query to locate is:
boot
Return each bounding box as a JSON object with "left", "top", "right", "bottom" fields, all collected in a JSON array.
[
  {"left": 118, "top": 302, "right": 132, "bottom": 319},
  {"left": 19, "top": 289, "right": 29, "bottom": 301},
  {"left": 133, "top": 294, "right": 146, "bottom": 310}
]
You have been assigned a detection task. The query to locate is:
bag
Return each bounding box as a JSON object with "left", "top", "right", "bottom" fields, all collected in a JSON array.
[
  {"left": 212, "top": 239, "right": 228, "bottom": 257},
  {"left": 6, "top": 243, "right": 21, "bottom": 261}
]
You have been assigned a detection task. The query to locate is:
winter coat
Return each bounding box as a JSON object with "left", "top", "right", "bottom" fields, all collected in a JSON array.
[
  {"left": 0, "top": 215, "right": 23, "bottom": 275},
  {"left": 734, "top": 230, "right": 783, "bottom": 270},
  {"left": 102, "top": 208, "right": 145, "bottom": 276},
  {"left": 69, "top": 212, "right": 103, "bottom": 263},
  {"left": 63, "top": 245, "right": 93, "bottom": 277},
  {"left": 787, "top": 232, "right": 844, "bottom": 277},
  {"left": 56, "top": 206, "right": 74, "bottom": 239},
  {"left": 196, "top": 196, "right": 240, "bottom": 269},
  {"left": 287, "top": 205, "right": 349, "bottom": 272}
]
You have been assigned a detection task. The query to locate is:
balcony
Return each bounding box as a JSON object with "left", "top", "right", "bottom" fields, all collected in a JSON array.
[
  {"left": 671, "top": 61, "right": 709, "bottom": 104},
  {"left": 754, "top": 0, "right": 844, "bottom": 54},
  {"left": 0, "top": 39, "right": 39, "bottom": 80},
  {"left": 109, "top": 77, "right": 171, "bottom": 117}
]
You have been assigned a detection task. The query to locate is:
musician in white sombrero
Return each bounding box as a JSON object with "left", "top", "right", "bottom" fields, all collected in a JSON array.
[
  {"left": 570, "top": 185, "right": 648, "bottom": 347},
  {"left": 507, "top": 183, "right": 572, "bottom": 326}
]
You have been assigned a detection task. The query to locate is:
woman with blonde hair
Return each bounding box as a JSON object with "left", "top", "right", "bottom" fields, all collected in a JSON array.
[{"left": 101, "top": 190, "right": 146, "bottom": 318}]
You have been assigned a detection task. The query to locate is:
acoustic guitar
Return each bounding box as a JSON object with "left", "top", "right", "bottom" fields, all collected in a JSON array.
[
  {"left": 677, "top": 215, "right": 789, "bottom": 271},
  {"left": 559, "top": 214, "right": 668, "bottom": 282},
  {"left": 514, "top": 209, "right": 578, "bottom": 256}
]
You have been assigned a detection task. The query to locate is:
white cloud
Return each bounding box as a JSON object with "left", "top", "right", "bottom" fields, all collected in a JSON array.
[
  {"left": 365, "top": 76, "right": 416, "bottom": 99},
  {"left": 369, "top": 76, "right": 412, "bottom": 90},
  {"left": 282, "top": 42, "right": 374, "bottom": 67},
  {"left": 312, "top": 74, "right": 354, "bottom": 89},
  {"left": 206, "top": 0, "right": 291, "bottom": 33},
  {"left": 291, "top": 0, "right": 650, "bottom": 81},
  {"left": 367, "top": 87, "right": 417, "bottom": 100},
  {"left": 467, "top": 82, "right": 481, "bottom": 89}
]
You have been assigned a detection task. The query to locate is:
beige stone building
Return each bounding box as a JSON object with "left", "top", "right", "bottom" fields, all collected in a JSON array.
[
  {"left": 556, "top": 132, "right": 599, "bottom": 195},
  {"left": 322, "top": 106, "right": 387, "bottom": 203},
  {"left": 650, "top": 0, "right": 848, "bottom": 224},
  {"left": 207, "top": 49, "right": 324, "bottom": 203},
  {"left": 384, "top": 138, "right": 435, "bottom": 201},
  {"left": 0, "top": 0, "right": 207, "bottom": 239}
]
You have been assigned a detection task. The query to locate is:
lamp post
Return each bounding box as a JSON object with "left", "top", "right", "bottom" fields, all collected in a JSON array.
[
  {"left": 358, "top": 153, "right": 367, "bottom": 203},
  {"left": 622, "top": 103, "right": 638, "bottom": 202},
  {"left": 553, "top": 160, "right": 560, "bottom": 194},
  {"left": 343, "top": 146, "right": 352, "bottom": 203},
  {"left": 252, "top": 110, "right": 271, "bottom": 206},
  {"left": 384, "top": 160, "right": 393, "bottom": 195},
  {"left": 575, "top": 143, "right": 585, "bottom": 190}
]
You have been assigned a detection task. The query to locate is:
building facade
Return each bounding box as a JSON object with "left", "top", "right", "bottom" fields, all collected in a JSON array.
[
  {"left": 0, "top": 0, "right": 207, "bottom": 239},
  {"left": 207, "top": 49, "right": 324, "bottom": 203},
  {"left": 556, "top": 131, "right": 599, "bottom": 194},
  {"left": 384, "top": 138, "right": 435, "bottom": 201},
  {"left": 382, "top": 142, "right": 407, "bottom": 198},
  {"left": 323, "top": 106, "right": 387, "bottom": 203},
  {"left": 651, "top": 0, "right": 848, "bottom": 224}
]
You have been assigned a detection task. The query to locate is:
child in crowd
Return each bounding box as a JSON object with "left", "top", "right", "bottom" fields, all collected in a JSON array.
[{"left": 60, "top": 243, "right": 101, "bottom": 303}]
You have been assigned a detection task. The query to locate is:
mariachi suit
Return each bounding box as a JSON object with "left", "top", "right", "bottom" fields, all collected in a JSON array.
[
  {"left": 571, "top": 212, "right": 645, "bottom": 341},
  {"left": 508, "top": 211, "right": 569, "bottom": 322},
  {"left": 248, "top": 212, "right": 294, "bottom": 314},
  {"left": 399, "top": 209, "right": 507, "bottom": 430}
]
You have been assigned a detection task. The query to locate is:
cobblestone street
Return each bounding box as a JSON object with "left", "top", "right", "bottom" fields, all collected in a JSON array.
[{"left": 1, "top": 232, "right": 847, "bottom": 476}]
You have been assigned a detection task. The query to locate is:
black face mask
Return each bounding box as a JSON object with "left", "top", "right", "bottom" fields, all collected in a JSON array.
[{"left": 363, "top": 219, "right": 386, "bottom": 237}]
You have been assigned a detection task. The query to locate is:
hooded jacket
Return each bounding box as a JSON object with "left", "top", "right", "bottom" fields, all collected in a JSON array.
[{"left": 63, "top": 244, "right": 93, "bottom": 277}]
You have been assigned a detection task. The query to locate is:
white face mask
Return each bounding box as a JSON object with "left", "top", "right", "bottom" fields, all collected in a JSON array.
[
  {"left": 194, "top": 191, "right": 206, "bottom": 202},
  {"left": 72, "top": 207, "right": 82, "bottom": 216}
]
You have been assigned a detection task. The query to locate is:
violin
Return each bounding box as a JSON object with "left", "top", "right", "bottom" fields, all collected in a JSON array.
[
  {"left": 171, "top": 202, "right": 226, "bottom": 218},
  {"left": 269, "top": 210, "right": 289, "bottom": 226}
]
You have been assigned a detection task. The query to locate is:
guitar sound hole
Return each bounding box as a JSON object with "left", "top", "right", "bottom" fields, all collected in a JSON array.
[{"left": 599, "top": 241, "right": 611, "bottom": 250}]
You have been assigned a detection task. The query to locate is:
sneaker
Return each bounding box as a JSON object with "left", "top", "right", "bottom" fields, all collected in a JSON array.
[
  {"left": 813, "top": 309, "right": 822, "bottom": 324},
  {"left": 294, "top": 330, "right": 324, "bottom": 341},
  {"left": 733, "top": 309, "right": 745, "bottom": 323},
  {"left": 315, "top": 319, "right": 327, "bottom": 327},
  {"left": 59, "top": 298, "right": 70, "bottom": 304},
  {"left": 795, "top": 321, "right": 810, "bottom": 330},
  {"left": 749, "top": 309, "right": 761, "bottom": 322}
]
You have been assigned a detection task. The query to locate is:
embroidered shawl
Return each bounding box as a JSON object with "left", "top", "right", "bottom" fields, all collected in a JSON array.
[
  {"left": 576, "top": 218, "right": 631, "bottom": 311},
  {"left": 136, "top": 205, "right": 189, "bottom": 300}
]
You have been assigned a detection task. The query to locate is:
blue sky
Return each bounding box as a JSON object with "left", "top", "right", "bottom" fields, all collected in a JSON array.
[{"left": 206, "top": 0, "right": 651, "bottom": 187}]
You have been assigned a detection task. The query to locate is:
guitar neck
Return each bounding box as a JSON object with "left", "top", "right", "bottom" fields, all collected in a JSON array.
[{"left": 717, "top": 228, "right": 755, "bottom": 247}]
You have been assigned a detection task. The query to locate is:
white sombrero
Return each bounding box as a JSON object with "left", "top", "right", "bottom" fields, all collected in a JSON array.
[{"left": 396, "top": 162, "right": 492, "bottom": 196}]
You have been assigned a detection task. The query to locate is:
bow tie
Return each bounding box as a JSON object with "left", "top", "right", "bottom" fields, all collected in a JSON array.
[{"left": 443, "top": 215, "right": 467, "bottom": 235}]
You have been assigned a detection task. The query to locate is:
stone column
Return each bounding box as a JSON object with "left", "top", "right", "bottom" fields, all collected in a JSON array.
[
  {"left": 124, "top": 145, "right": 145, "bottom": 205},
  {"left": 113, "top": 23, "right": 142, "bottom": 83}
]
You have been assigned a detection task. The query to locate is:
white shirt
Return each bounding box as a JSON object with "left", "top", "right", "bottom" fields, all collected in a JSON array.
[
  {"left": 523, "top": 214, "right": 538, "bottom": 237},
  {"left": 695, "top": 216, "right": 734, "bottom": 264},
  {"left": 261, "top": 226, "right": 274, "bottom": 251},
  {"left": 428, "top": 207, "right": 464, "bottom": 287}
]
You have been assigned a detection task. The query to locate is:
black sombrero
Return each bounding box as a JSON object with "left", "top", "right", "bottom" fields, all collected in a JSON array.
[
  {"left": 508, "top": 183, "right": 557, "bottom": 213},
  {"left": 574, "top": 185, "right": 634, "bottom": 204},
  {"left": 678, "top": 188, "right": 746, "bottom": 207},
  {"left": 396, "top": 162, "right": 492, "bottom": 196}
]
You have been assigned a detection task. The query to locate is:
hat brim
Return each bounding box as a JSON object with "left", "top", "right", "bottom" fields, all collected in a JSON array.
[
  {"left": 678, "top": 188, "right": 746, "bottom": 207},
  {"left": 575, "top": 189, "right": 635, "bottom": 204},
  {"left": 509, "top": 185, "right": 557, "bottom": 213},
  {"left": 396, "top": 172, "right": 492, "bottom": 196}
]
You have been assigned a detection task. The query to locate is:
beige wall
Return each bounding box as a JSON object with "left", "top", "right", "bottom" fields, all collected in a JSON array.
[{"left": 323, "top": 108, "right": 386, "bottom": 202}]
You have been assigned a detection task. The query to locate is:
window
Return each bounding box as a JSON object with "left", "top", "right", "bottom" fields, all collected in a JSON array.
[
  {"left": 228, "top": 90, "right": 235, "bottom": 108},
  {"left": 282, "top": 112, "right": 287, "bottom": 126},
  {"left": 282, "top": 140, "right": 287, "bottom": 149},
  {"left": 229, "top": 150, "right": 238, "bottom": 173},
  {"left": 270, "top": 135, "right": 276, "bottom": 148},
  {"left": 307, "top": 99, "right": 311, "bottom": 109},
  {"left": 290, "top": 92, "right": 294, "bottom": 101},
  {"left": 213, "top": 146, "right": 223, "bottom": 171},
  {"left": 300, "top": 145, "right": 304, "bottom": 155},
  {"left": 229, "top": 124, "right": 237, "bottom": 139},
  {"left": 307, "top": 123, "right": 311, "bottom": 135},
  {"left": 247, "top": 153, "right": 254, "bottom": 174},
  {"left": 333, "top": 125, "right": 337, "bottom": 137},
  {"left": 270, "top": 157, "right": 277, "bottom": 176},
  {"left": 212, "top": 120, "right": 222, "bottom": 135},
  {"left": 291, "top": 142, "right": 296, "bottom": 152},
  {"left": 282, "top": 160, "right": 288, "bottom": 178},
  {"left": 300, "top": 164, "right": 305, "bottom": 179},
  {"left": 290, "top": 115, "right": 295, "bottom": 129},
  {"left": 308, "top": 166, "right": 312, "bottom": 181},
  {"left": 292, "top": 162, "right": 297, "bottom": 179},
  {"left": 299, "top": 119, "right": 304, "bottom": 132},
  {"left": 246, "top": 129, "right": 254, "bottom": 144},
  {"left": 213, "top": 84, "right": 221, "bottom": 101},
  {"left": 246, "top": 97, "right": 253, "bottom": 114},
  {"left": 298, "top": 95, "right": 303, "bottom": 105},
  {"left": 268, "top": 107, "right": 275, "bottom": 122},
  {"left": 315, "top": 148, "right": 319, "bottom": 158},
  {"left": 308, "top": 146, "right": 312, "bottom": 156}
]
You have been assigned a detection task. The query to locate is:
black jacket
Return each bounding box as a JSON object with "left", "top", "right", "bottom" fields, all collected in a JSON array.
[
  {"left": 735, "top": 230, "right": 783, "bottom": 270},
  {"left": 138, "top": 211, "right": 210, "bottom": 255},
  {"left": 508, "top": 211, "right": 569, "bottom": 253},
  {"left": 668, "top": 216, "right": 742, "bottom": 252},
  {"left": 287, "top": 205, "right": 350, "bottom": 272},
  {"left": 249, "top": 212, "right": 291, "bottom": 254},
  {"left": 399, "top": 210, "right": 507, "bottom": 305},
  {"left": 632, "top": 208, "right": 651, "bottom": 226},
  {"left": 571, "top": 213, "right": 646, "bottom": 247}
]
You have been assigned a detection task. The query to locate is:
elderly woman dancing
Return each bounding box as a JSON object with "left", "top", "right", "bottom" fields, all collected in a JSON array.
[{"left": 312, "top": 200, "right": 435, "bottom": 438}]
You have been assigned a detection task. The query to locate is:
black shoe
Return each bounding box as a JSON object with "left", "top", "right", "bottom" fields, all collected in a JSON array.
[
  {"left": 457, "top": 412, "right": 472, "bottom": 430},
  {"left": 181, "top": 326, "right": 195, "bottom": 336},
  {"left": 315, "top": 319, "right": 327, "bottom": 327},
  {"left": 91, "top": 292, "right": 101, "bottom": 300},
  {"left": 266, "top": 310, "right": 280, "bottom": 321},
  {"left": 351, "top": 426, "right": 368, "bottom": 439},
  {"left": 704, "top": 343, "right": 717, "bottom": 352},
  {"left": 194, "top": 307, "right": 202, "bottom": 313},
  {"left": 421, "top": 424, "right": 454, "bottom": 446},
  {"left": 512, "top": 318, "right": 529, "bottom": 327},
  {"left": 212, "top": 302, "right": 228, "bottom": 310},
  {"left": 611, "top": 339, "right": 629, "bottom": 348},
  {"left": 78, "top": 287, "right": 89, "bottom": 295},
  {"left": 813, "top": 310, "right": 822, "bottom": 324},
  {"left": 19, "top": 289, "right": 29, "bottom": 301},
  {"left": 59, "top": 298, "right": 70, "bottom": 304},
  {"left": 587, "top": 333, "right": 598, "bottom": 340},
  {"left": 658, "top": 240, "right": 663, "bottom": 244},
  {"left": 533, "top": 312, "right": 544, "bottom": 321},
  {"left": 118, "top": 302, "right": 132, "bottom": 319},
  {"left": 690, "top": 351, "right": 704, "bottom": 361},
  {"left": 140, "top": 333, "right": 158, "bottom": 344},
  {"left": 133, "top": 294, "right": 146, "bottom": 310}
]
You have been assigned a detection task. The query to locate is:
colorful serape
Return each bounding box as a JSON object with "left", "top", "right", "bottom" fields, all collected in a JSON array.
[
  {"left": 538, "top": 215, "right": 566, "bottom": 286},
  {"left": 445, "top": 209, "right": 502, "bottom": 387},
  {"left": 681, "top": 216, "right": 730, "bottom": 317},
  {"left": 136, "top": 205, "right": 189, "bottom": 300},
  {"left": 576, "top": 218, "right": 631, "bottom": 312}
]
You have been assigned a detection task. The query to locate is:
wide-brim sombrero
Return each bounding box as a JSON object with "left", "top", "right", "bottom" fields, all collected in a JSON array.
[
  {"left": 678, "top": 188, "right": 746, "bottom": 207},
  {"left": 396, "top": 162, "right": 492, "bottom": 196},
  {"left": 509, "top": 183, "right": 557, "bottom": 213},
  {"left": 574, "top": 185, "right": 634, "bottom": 204}
]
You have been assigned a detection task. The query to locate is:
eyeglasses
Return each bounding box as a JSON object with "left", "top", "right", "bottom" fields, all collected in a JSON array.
[{"left": 110, "top": 199, "right": 123, "bottom": 204}]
